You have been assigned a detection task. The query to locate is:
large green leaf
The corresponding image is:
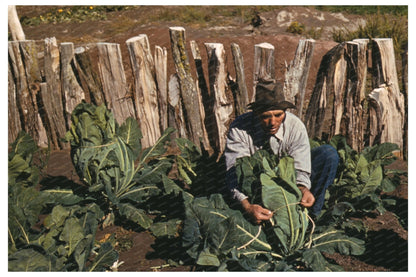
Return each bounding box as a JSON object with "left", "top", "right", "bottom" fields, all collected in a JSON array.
[
  {"left": 42, "top": 188, "right": 85, "bottom": 206},
  {"left": 74, "top": 234, "right": 95, "bottom": 271},
  {"left": 196, "top": 248, "right": 221, "bottom": 266},
  {"left": 10, "top": 131, "right": 38, "bottom": 161},
  {"left": 150, "top": 219, "right": 180, "bottom": 238},
  {"left": 302, "top": 248, "right": 343, "bottom": 271},
  {"left": 88, "top": 242, "right": 119, "bottom": 271},
  {"left": 357, "top": 161, "right": 383, "bottom": 195},
  {"left": 43, "top": 205, "right": 70, "bottom": 229},
  {"left": 8, "top": 132, "right": 40, "bottom": 187},
  {"left": 312, "top": 228, "right": 365, "bottom": 256},
  {"left": 118, "top": 203, "right": 153, "bottom": 229},
  {"left": 362, "top": 142, "right": 399, "bottom": 166},
  {"left": 8, "top": 247, "right": 52, "bottom": 271},
  {"left": 261, "top": 172, "right": 305, "bottom": 254},
  {"left": 139, "top": 127, "right": 175, "bottom": 165},
  {"left": 59, "top": 217, "right": 85, "bottom": 256},
  {"left": 118, "top": 117, "right": 142, "bottom": 160}
]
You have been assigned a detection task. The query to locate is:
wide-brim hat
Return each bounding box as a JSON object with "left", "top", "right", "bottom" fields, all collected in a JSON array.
[{"left": 247, "top": 79, "right": 296, "bottom": 114}]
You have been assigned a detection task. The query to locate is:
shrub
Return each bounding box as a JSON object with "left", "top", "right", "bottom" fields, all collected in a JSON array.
[{"left": 286, "top": 21, "right": 305, "bottom": 34}]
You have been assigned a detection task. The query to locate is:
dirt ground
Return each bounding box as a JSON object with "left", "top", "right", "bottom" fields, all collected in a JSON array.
[{"left": 17, "top": 6, "right": 408, "bottom": 271}]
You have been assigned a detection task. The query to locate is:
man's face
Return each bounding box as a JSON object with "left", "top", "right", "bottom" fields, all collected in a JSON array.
[{"left": 258, "top": 109, "right": 285, "bottom": 135}]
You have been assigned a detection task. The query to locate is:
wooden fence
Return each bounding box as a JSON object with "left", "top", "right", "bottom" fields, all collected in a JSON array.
[{"left": 8, "top": 26, "right": 407, "bottom": 159}]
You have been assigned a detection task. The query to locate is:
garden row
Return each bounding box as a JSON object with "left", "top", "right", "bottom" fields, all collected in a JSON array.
[{"left": 8, "top": 102, "right": 407, "bottom": 271}]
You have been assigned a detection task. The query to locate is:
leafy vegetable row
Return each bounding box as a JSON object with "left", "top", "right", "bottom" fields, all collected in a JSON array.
[{"left": 8, "top": 102, "right": 406, "bottom": 271}]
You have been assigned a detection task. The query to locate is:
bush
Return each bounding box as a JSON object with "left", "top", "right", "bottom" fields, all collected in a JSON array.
[{"left": 286, "top": 21, "right": 305, "bottom": 34}]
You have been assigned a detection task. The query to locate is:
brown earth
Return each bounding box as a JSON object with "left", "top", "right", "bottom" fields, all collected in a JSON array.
[{"left": 17, "top": 6, "right": 408, "bottom": 272}]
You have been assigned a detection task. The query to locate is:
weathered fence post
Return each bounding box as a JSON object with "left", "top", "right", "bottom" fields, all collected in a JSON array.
[
  {"left": 190, "top": 40, "right": 214, "bottom": 155},
  {"left": 283, "top": 39, "right": 315, "bottom": 119},
  {"left": 253, "top": 42, "right": 275, "bottom": 102},
  {"left": 330, "top": 51, "right": 348, "bottom": 137},
  {"left": 401, "top": 44, "right": 408, "bottom": 160},
  {"left": 42, "top": 37, "right": 68, "bottom": 149},
  {"left": 205, "top": 42, "right": 234, "bottom": 157},
  {"left": 8, "top": 41, "right": 46, "bottom": 146},
  {"left": 19, "top": 40, "right": 48, "bottom": 147},
  {"left": 231, "top": 43, "right": 249, "bottom": 116},
  {"left": 60, "top": 42, "right": 85, "bottom": 126},
  {"left": 155, "top": 45, "right": 169, "bottom": 132},
  {"left": 368, "top": 38, "right": 405, "bottom": 154},
  {"left": 97, "top": 42, "right": 136, "bottom": 125},
  {"left": 190, "top": 40, "right": 210, "bottom": 111},
  {"left": 74, "top": 46, "right": 105, "bottom": 105},
  {"left": 8, "top": 62, "right": 22, "bottom": 144},
  {"left": 305, "top": 42, "right": 346, "bottom": 139},
  {"left": 168, "top": 74, "right": 187, "bottom": 139},
  {"left": 126, "top": 35, "right": 161, "bottom": 148},
  {"left": 169, "top": 27, "right": 211, "bottom": 152},
  {"left": 338, "top": 39, "right": 368, "bottom": 152}
]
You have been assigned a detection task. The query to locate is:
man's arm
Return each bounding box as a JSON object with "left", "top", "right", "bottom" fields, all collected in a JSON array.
[
  {"left": 297, "top": 185, "right": 315, "bottom": 208},
  {"left": 285, "top": 115, "right": 315, "bottom": 207},
  {"left": 224, "top": 125, "right": 250, "bottom": 202},
  {"left": 241, "top": 198, "right": 273, "bottom": 224},
  {"left": 225, "top": 123, "right": 273, "bottom": 224}
]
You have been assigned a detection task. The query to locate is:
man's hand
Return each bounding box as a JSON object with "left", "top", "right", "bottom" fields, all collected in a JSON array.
[
  {"left": 241, "top": 199, "right": 273, "bottom": 224},
  {"left": 298, "top": 185, "right": 315, "bottom": 208}
]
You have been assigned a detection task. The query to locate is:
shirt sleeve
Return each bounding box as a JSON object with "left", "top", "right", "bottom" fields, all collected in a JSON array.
[
  {"left": 286, "top": 117, "right": 312, "bottom": 189},
  {"left": 224, "top": 125, "right": 250, "bottom": 202}
]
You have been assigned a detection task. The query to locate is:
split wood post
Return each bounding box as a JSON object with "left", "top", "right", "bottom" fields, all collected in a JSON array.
[
  {"left": 8, "top": 41, "right": 39, "bottom": 145},
  {"left": 97, "top": 42, "right": 136, "bottom": 125},
  {"left": 60, "top": 42, "right": 85, "bottom": 126},
  {"left": 8, "top": 40, "right": 47, "bottom": 147},
  {"left": 338, "top": 39, "right": 369, "bottom": 152},
  {"left": 126, "top": 35, "right": 161, "bottom": 148},
  {"left": 330, "top": 50, "right": 348, "bottom": 137},
  {"left": 205, "top": 42, "right": 234, "bottom": 157},
  {"left": 368, "top": 38, "right": 405, "bottom": 155},
  {"left": 190, "top": 40, "right": 214, "bottom": 155},
  {"left": 230, "top": 43, "right": 249, "bottom": 116},
  {"left": 8, "top": 62, "right": 21, "bottom": 144},
  {"left": 190, "top": 40, "right": 210, "bottom": 116},
  {"left": 283, "top": 39, "right": 315, "bottom": 119},
  {"left": 401, "top": 45, "right": 408, "bottom": 160},
  {"left": 19, "top": 40, "right": 48, "bottom": 148},
  {"left": 43, "top": 37, "right": 69, "bottom": 149},
  {"left": 304, "top": 42, "right": 346, "bottom": 139},
  {"left": 8, "top": 6, "right": 25, "bottom": 41},
  {"left": 253, "top": 42, "right": 275, "bottom": 102},
  {"left": 155, "top": 45, "right": 169, "bottom": 132},
  {"left": 168, "top": 74, "right": 187, "bottom": 139},
  {"left": 169, "top": 27, "right": 211, "bottom": 152},
  {"left": 74, "top": 46, "right": 105, "bottom": 105}
]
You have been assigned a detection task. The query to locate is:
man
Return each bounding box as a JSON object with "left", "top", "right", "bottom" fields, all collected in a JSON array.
[{"left": 225, "top": 80, "right": 339, "bottom": 224}]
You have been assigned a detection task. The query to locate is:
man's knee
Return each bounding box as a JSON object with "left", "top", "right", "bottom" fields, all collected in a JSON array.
[{"left": 321, "top": 144, "right": 339, "bottom": 165}]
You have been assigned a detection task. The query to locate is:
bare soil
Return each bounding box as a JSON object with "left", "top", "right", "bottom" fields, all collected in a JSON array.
[{"left": 18, "top": 6, "right": 408, "bottom": 271}]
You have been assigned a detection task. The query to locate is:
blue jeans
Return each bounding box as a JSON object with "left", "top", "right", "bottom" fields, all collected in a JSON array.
[{"left": 309, "top": 144, "right": 339, "bottom": 217}]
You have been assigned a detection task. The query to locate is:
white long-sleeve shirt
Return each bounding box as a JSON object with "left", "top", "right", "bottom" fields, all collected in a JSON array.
[{"left": 224, "top": 111, "right": 311, "bottom": 202}]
